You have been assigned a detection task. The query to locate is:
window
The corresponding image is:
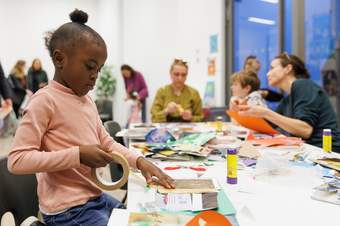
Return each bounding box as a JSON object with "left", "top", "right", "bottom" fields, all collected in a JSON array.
[
  {"left": 305, "top": 0, "right": 340, "bottom": 119},
  {"left": 233, "top": 0, "right": 280, "bottom": 109}
]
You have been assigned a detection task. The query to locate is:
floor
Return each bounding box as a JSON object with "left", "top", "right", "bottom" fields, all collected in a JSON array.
[{"left": 0, "top": 136, "right": 126, "bottom": 226}]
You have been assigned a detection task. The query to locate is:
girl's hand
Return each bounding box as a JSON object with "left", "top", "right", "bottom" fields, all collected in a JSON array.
[
  {"left": 229, "top": 96, "right": 247, "bottom": 111},
  {"left": 79, "top": 145, "right": 113, "bottom": 168},
  {"left": 136, "top": 157, "right": 175, "bottom": 189}
]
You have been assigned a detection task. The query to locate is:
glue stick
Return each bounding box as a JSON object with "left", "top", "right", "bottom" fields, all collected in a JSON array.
[
  {"left": 226, "top": 148, "right": 237, "bottom": 184},
  {"left": 323, "top": 129, "right": 332, "bottom": 153}
]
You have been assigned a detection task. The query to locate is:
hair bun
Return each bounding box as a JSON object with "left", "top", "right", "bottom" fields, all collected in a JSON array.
[{"left": 69, "top": 9, "right": 88, "bottom": 24}]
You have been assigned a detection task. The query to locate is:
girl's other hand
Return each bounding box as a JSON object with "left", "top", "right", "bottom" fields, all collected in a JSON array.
[{"left": 79, "top": 145, "right": 113, "bottom": 168}]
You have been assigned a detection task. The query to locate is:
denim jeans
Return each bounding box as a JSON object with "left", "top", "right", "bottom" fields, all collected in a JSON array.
[{"left": 42, "top": 193, "right": 125, "bottom": 226}]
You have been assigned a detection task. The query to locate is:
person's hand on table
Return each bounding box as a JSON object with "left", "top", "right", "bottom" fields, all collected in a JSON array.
[
  {"left": 136, "top": 157, "right": 175, "bottom": 189},
  {"left": 181, "top": 110, "right": 192, "bottom": 121},
  {"left": 238, "top": 105, "right": 269, "bottom": 118},
  {"left": 165, "top": 102, "right": 178, "bottom": 115}
]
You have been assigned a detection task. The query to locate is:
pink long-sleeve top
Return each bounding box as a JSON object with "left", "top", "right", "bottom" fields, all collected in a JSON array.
[{"left": 7, "top": 80, "right": 141, "bottom": 213}]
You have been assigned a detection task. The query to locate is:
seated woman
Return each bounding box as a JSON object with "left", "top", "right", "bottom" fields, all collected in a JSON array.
[
  {"left": 230, "top": 70, "right": 267, "bottom": 107},
  {"left": 232, "top": 53, "right": 340, "bottom": 152},
  {"left": 151, "top": 59, "right": 204, "bottom": 123},
  {"left": 27, "top": 58, "right": 49, "bottom": 93}
]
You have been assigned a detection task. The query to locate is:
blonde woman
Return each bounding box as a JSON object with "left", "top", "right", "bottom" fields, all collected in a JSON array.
[{"left": 151, "top": 59, "right": 204, "bottom": 122}]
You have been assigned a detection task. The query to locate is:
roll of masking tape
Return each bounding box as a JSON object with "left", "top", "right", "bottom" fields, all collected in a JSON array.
[{"left": 91, "top": 152, "right": 130, "bottom": 190}]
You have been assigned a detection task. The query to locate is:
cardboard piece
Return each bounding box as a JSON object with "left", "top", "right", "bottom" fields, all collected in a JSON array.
[
  {"left": 152, "top": 179, "right": 216, "bottom": 194},
  {"left": 238, "top": 142, "right": 261, "bottom": 159},
  {"left": 313, "top": 158, "right": 340, "bottom": 171},
  {"left": 226, "top": 110, "right": 278, "bottom": 135}
]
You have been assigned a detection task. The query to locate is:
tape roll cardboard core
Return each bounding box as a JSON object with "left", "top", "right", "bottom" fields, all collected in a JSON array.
[{"left": 91, "top": 152, "right": 129, "bottom": 190}]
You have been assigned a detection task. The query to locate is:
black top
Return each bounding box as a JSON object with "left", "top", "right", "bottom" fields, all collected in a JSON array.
[
  {"left": 27, "top": 68, "right": 48, "bottom": 93},
  {"left": 276, "top": 79, "right": 340, "bottom": 153},
  {"left": 0, "top": 62, "right": 11, "bottom": 100},
  {"left": 261, "top": 88, "right": 284, "bottom": 102}
]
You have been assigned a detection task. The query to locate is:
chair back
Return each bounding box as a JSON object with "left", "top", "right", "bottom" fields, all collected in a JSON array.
[
  {"left": 0, "top": 157, "right": 39, "bottom": 225},
  {"left": 103, "top": 121, "right": 127, "bottom": 190},
  {"left": 95, "top": 99, "right": 113, "bottom": 122},
  {"left": 204, "top": 106, "right": 230, "bottom": 122}
]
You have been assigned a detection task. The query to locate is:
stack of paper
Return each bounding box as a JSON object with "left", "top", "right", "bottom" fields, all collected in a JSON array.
[
  {"left": 149, "top": 179, "right": 236, "bottom": 216},
  {"left": 156, "top": 192, "right": 218, "bottom": 212},
  {"left": 313, "top": 158, "right": 340, "bottom": 171},
  {"left": 311, "top": 172, "right": 340, "bottom": 205},
  {"left": 108, "top": 209, "right": 192, "bottom": 226},
  {"left": 132, "top": 133, "right": 216, "bottom": 160},
  {"left": 151, "top": 179, "right": 219, "bottom": 212}
]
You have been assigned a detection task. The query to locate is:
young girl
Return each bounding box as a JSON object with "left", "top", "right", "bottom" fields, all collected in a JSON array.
[
  {"left": 8, "top": 9, "right": 174, "bottom": 226},
  {"left": 125, "top": 91, "right": 142, "bottom": 128},
  {"left": 230, "top": 70, "right": 267, "bottom": 108}
]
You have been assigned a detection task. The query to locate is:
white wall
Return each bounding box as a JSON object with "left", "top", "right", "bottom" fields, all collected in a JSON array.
[
  {"left": 0, "top": 0, "right": 99, "bottom": 79},
  {"left": 0, "top": 0, "right": 226, "bottom": 125},
  {"left": 117, "top": 0, "right": 226, "bottom": 124}
]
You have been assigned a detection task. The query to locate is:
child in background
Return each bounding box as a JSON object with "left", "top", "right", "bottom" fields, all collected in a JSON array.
[
  {"left": 125, "top": 90, "right": 142, "bottom": 127},
  {"left": 229, "top": 70, "right": 267, "bottom": 108},
  {"left": 8, "top": 9, "right": 174, "bottom": 226}
]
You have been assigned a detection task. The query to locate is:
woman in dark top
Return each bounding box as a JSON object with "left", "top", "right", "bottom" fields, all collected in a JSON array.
[
  {"left": 121, "top": 64, "right": 149, "bottom": 122},
  {"left": 0, "top": 62, "right": 12, "bottom": 107},
  {"left": 27, "top": 58, "right": 48, "bottom": 93},
  {"left": 233, "top": 53, "right": 340, "bottom": 152},
  {"left": 8, "top": 60, "right": 32, "bottom": 117}
]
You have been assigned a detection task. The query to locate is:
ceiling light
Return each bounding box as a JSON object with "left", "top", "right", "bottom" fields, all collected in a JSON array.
[
  {"left": 260, "top": 0, "right": 279, "bottom": 4},
  {"left": 248, "top": 17, "right": 276, "bottom": 25}
]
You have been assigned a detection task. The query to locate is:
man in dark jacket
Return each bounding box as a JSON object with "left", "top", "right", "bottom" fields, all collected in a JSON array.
[{"left": 0, "top": 62, "right": 12, "bottom": 107}]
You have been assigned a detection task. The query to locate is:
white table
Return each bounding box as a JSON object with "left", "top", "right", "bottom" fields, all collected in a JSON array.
[
  {"left": 110, "top": 122, "right": 339, "bottom": 226},
  {"left": 108, "top": 143, "right": 339, "bottom": 226}
]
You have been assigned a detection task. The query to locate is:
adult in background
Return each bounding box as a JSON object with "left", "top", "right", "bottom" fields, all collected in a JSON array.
[
  {"left": 151, "top": 59, "right": 204, "bottom": 123},
  {"left": 0, "top": 61, "right": 12, "bottom": 107},
  {"left": 27, "top": 58, "right": 48, "bottom": 93},
  {"left": 232, "top": 53, "right": 340, "bottom": 153},
  {"left": 8, "top": 60, "right": 32, "bottom": 117},
  {"left": 121, "top": 64, "right": 148, "bottom": 122}
]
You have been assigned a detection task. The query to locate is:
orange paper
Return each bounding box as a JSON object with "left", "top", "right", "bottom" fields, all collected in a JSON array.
[
  {"left": 248, "top": 136, "right": 303, "bottom": 147},
  {"left": 226, "top": 110, "right": 278, "bottom": 135},
  {"left": 186, "top": 210, "right": 232, "bottom": 226}
]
